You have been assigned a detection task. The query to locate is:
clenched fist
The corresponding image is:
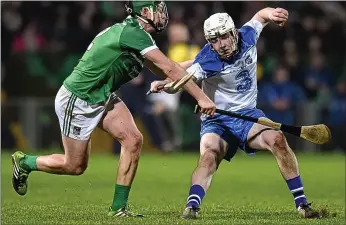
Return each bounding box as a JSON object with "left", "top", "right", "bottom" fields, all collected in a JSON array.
[{"left": 269, "top": 8, "right": 289, "bottom": 27}]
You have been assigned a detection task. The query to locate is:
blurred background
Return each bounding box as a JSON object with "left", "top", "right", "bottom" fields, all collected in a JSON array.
[{"left": 1, "top": 1, "right": 346, "bottom": 154}]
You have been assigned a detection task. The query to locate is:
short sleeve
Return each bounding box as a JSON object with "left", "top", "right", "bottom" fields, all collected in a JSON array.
[
  {"left": 120, "top": 26, "right": 158, "bottom": 55},
  {"left": 240, "top": 19, "right": 264, "bottom": 45},
  {"left": 187, "top": 44, "right": 223, "bottom": 81},
  {"left": 187, "top": 63, "right": 206, "bottom": 81}
]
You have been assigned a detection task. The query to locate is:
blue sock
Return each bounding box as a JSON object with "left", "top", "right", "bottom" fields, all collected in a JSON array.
[
  {"left": 286, "top": 175, "right": 308, "bottom": 209},
  {"left": 186, "top": 184, "right": 205, "bottom": 209}
]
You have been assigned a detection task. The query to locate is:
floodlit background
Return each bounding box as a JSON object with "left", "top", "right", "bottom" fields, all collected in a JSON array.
[
  {"left": 1, "top": 1, "right": 346, "bottom": 153},
  {"left": 1, "top": 2, "right": 345, "bottom": 225}
]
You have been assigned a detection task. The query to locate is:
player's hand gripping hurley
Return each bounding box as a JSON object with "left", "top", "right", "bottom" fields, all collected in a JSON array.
[
  {"left": 194, "top": 105, "right": 331, "bottom": 145},
  {"left": 146, "top": 72, "right": 194, "bottom": 95}
]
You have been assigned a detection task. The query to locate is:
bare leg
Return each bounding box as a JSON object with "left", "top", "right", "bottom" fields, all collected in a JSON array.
[
  {"left": 247, "top": 123, "right": 298, "bottom": 179},
  {"left": 182, "top": 133, "right": 228, "bottom": 219},
  {"left": 12, "top": 85, "right": 100, "bottom": 196},
  {"left": 36, "top": 137, "right": 90, "bottom": 175},
  {"left": 99, "top": 100, "right": 143, "bottom": 186},
  {"left": 12, "top": 134, "right": 91, "bottom": 197},
  {"left": 98, "top": 100, "right": 144, "bottom": 213},
  {"left": 191, "top": 133, "right": 228, "bottom": 190},
  {"left": 247, "top": 122, "right": 320, "bottom": 218}
]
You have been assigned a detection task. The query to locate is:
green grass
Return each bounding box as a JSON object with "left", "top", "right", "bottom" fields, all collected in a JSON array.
[{"left": 1, "top": 151, "right": 345, "bottom": 225}]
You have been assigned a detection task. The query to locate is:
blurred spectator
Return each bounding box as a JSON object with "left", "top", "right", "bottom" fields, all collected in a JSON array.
[
  {"left": 188, "top": 2, "right": 208, "bottom": 29},
  {"left": 284, "top": 52, "right": 302, "bottom": 82},
  {"left": 2, "top": 2, "right": 23, "bottom": 64},
  {"left": 311, "top": 2, "right": 346, "bottom": 23},
  {"left": 303, "top": 53, "right": 334, "bottom": 100},
  {"left": 169, "top": 23, "right": 202, "bottom": 149},
  {"left": 149, "top": 91, "right": 182, "bottom": 150},
  {"left": 307, "top": 35, "right": 322, "bottom": 54},
  {"left": 1, "top": 89, "right": 16, "bottom": 149},
  {"left": 256, "top": 38, "right": 265, "bottom": 83},
  {"left": 100, "top": 2, "right": 126, "bottom": 21},
  {"left": 147, "top": 23, "right": 201, "bottom": 150},
  {"left": 166, "top": 23, "right": 200, "bottom": 62},
  {"left": 3, "top": 1, "right": 345, "bottom": 100},
  {"left": 167, "top": 3, "right": 185, "bottom": 24},
  {"left": 322, "top": 80, "right": 346, "bottom": 152},
  {"left": 12, "top": 20, "right": 47, "bottom": 53},
  {"left": 259, "top": 66, "right": 307, "bottom": 126}
]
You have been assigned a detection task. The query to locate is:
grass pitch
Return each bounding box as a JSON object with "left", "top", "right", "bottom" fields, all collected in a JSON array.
[{"left": 1, "top": 151, "right": 345, "bottom": 225}]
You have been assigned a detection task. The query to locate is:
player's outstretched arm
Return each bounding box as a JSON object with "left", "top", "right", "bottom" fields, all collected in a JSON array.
[
  {"left": 145, "top": 59, "right": 193, "bottom": 77},
  {"left": 144, "top": 56, "right": 193, "bottom": 80},
  {"left": 253, "top": 7, "right": 289, "bottom": 26},
  {"left": 144, "top": 49, "right": 215, "bottom": 115},
  {"left": 178, "top": 60, "right": 194, "bottom": 70},
  {"left": 145, "top": 59, "right": 197, "bottom": 94}
]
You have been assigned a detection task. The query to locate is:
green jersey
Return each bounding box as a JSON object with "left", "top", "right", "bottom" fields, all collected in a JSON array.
[{"left": 63, "top": 17, "right": 157, "bottom": 104}]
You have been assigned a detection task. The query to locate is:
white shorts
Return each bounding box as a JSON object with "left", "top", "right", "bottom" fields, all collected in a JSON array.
[{"left": 55, "top": 85, "right": 119, "bottom": 140}]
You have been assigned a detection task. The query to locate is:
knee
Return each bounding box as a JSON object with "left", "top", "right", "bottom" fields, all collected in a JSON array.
[
  {"left": 266, "top": 131, "right": 287, "bottom": 152},
  {"left": 123, "top": 131, "right": 143, "bottom": 153},
  {"left": 65, "top": 162, "right": 88, "bottom": 175},
  {"left": 199, "top": 141, "right": 219, "bottom": 170}
]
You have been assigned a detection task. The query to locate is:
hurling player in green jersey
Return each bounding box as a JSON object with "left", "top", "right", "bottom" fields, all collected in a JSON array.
[{"left": 11, "top": 0, "right": 216, "bottom": 217}]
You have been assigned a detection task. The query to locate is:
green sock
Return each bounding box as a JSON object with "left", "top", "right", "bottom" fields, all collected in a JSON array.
[
  {"left": 20, "top": 155, "right": 38, "bottom": 172},
  {"left": 111, "top": 184, "right": 131, "bottom": 211}
]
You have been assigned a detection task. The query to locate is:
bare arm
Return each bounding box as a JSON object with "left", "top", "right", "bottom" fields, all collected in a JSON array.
[
  {"left": 252, "top": 7, "right": 288, "bottom": 26},
  {"left": 144, "top": 59, "right": 194, "bottom": 83},
  {"left": 144, "top": 59, "right": 170, "bottom": 79},
  {"left": 179, "top": 60, "right": 194, "bottom": 70},
  {"left": 144, "top": 49, "right": 210, "bottom": 103}
]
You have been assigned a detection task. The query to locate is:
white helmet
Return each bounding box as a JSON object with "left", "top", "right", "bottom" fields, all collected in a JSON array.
[{"left": 204, "top": 13, "right": 239, "bottom": 55}]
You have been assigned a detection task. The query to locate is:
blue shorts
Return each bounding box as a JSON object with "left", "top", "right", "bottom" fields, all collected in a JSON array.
[{"left": 200, "top": 108, "right": 266, "bottom": 161}]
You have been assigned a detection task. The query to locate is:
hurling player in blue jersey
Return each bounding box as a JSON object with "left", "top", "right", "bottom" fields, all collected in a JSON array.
[{"left": 150, "top": 7, "right": 321, "bottom": 219}]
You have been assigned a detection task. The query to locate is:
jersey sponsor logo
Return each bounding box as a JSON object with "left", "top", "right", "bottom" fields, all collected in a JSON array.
[
  {"left": 235, "top": 70, "right": 252, "bottom": 93},
  {"left": 129, "top": 52, "right": 143, "bottom": 67},
  {"left": 128, "top": 67, "right": 141, "bottom": 79},
  {"left": 72, "top": 126, "right": 81, "bottom": 136},
  {"left": 245, "top": 55, "right": 252, "bottom": 64},
  {"left": 234, "top": 59, "right": 247, "bottom": 69}
]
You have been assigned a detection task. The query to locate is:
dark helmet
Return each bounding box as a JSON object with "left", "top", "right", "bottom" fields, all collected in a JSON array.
[{"left": 125, "top": 0, "right": 169, "bottom": 33}]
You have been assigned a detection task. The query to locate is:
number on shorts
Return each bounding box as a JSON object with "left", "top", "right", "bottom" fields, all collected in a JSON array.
[
  {"left": 235, "top": 70, "right": 252, "bottom": 93},
  {"left": 87, "top": 27, "right": 111, "bottom": 51}
]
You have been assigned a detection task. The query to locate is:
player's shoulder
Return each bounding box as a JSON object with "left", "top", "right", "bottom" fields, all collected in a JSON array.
[
  {"left": 238, "top": 26, "right": 256, "bottom": 47},
  {"left": 238, "top": 19, "right": 263, "bottom": 46},
  {"left": 121, "top": 17, "right": 142, "bottom": 31},
  {"left": 119, "top": 16, "right": 154, "bottom": 44},
  {"left": 196, "top": 44, "right": 219, "bottom": 62},
  {"left": 119, "top": 16, "right": 153, "bottom": 38},
  {"left": 193, "top": 44, "right": 223, "bottom": 74}
]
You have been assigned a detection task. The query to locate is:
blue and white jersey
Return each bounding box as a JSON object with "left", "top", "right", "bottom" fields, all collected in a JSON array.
[{"left": 187, "top": 19, "right": 264, "bottom": 113}]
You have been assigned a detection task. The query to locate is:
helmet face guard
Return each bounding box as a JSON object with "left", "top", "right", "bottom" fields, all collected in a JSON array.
[
  {"left": 153, "top": 1, "right": 169, "bottom": 33},
  {"left": 204, "top": 13, "right": 239, "bottom": 58},
  {"left": 125, "top": 1, "right": 169, "bottom": 33},
  {"left": 206, "top": 28, "right": 239, "bottom": 58}
]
